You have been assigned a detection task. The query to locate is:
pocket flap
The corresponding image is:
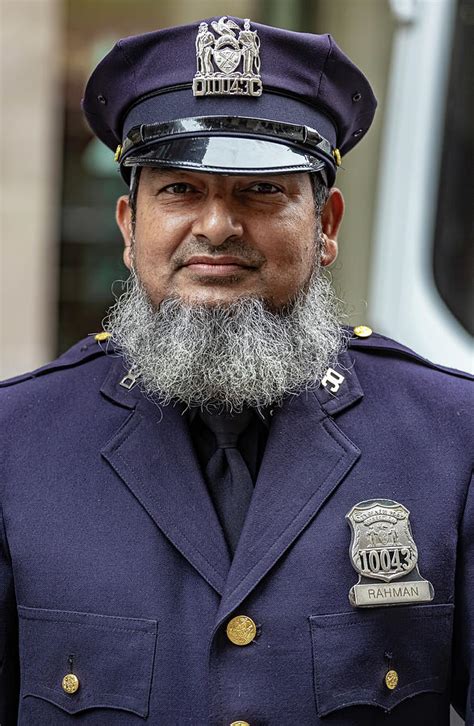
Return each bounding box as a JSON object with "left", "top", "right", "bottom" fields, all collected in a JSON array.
[
  {"left": 19, "top": 606, "right": 157, "bottom": 717},
  {"left": 309, "top": 604, "right": 453, "bottom": 716}
]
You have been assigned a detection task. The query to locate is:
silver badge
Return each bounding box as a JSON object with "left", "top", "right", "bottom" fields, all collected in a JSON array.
[
  {"left": 321, "top": 368, "right": 345, "bottom": 393},
  {"left": 346, "top": 499, "right": 434, "bottom": 607},
  {"left": 193, "top": 17, "right": 262, "bottom": 97},
  {"left": 119, "top": 367, "right": 137, "bottom": 390}
]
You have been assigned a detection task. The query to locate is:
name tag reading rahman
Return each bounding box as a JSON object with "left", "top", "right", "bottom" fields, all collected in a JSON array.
[
  {"left": 346, "top": 500, "right": 434, "bottom": 608},
  {"left": 352, "top": 580, "right": 433, "bottom": 607}
]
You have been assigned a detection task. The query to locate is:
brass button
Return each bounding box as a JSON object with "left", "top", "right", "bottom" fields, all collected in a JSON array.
[
  {"left": 62, "top": 673, "right": 80, "bottom": 694},
  {"left": 94, "top": 331, "right": 111, "bottom": 342},
  {"left": 353, "top": 325, "right": 373, "bottom": 338},
  {"left": 385, "top": 669, "right": 399, "bottom": 690},
  {"left": 230, "top": 722, "right": 250, "bottom": 726},
  {"left": 226, "top": 615, "right": 257, "bottom": 646}
]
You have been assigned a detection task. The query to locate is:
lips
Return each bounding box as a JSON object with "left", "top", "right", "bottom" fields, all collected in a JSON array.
[
  {"left": 181, "top": 255, "right": 256, "bottom": 276},
  {"left": 183, "top": 256, "right": 254, "bottom": 267}
]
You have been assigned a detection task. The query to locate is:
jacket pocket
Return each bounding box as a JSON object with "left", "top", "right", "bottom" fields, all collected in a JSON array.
[
  {"left": 18, "top": 605, "right": 157, "bottom": 718},
  {"left": 309, "top": 603, "right": 453, "bottom": 716}
]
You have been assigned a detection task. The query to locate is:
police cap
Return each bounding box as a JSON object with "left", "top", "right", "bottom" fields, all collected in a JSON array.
[{"left": 82, "top": 16, "right": 377, "bottom": 186}]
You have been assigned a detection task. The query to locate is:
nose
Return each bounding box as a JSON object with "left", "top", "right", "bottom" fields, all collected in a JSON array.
[{"left": 191, "top": 194, "right": 244, "bottom": 246}]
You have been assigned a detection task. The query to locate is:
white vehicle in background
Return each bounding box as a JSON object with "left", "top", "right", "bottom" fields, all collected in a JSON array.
[{"left": 370, "top": 0, "right": 472, "bottom": 373}]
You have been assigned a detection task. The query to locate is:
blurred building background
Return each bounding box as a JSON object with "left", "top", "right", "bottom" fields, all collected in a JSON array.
[{"left": 1, "top": 0, "right": 472, "bottom": 382}]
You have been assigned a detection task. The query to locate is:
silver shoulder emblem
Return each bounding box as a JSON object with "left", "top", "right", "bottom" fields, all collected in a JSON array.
[
  {"left": 193, "top": 17, "right": 262, "bottom": 97},
  {"left": 346, "top": 499, "right": 434, "bottom": 607}
]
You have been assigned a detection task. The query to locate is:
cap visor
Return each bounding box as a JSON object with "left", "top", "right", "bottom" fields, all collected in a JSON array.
[{"left": 122, "top": 136, "right": 325, "bottom": 175}]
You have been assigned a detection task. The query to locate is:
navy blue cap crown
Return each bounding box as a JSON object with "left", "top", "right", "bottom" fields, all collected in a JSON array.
[{"left": 82, "top": 16, "right": 377, "bottom": 185}]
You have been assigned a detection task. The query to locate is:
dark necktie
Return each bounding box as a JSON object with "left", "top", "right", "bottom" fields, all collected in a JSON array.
[{"left": 199, "top": 409, "right": 255, "bottom": 554}]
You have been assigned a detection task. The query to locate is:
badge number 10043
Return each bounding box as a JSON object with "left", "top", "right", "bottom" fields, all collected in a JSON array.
[{"left": 357, "top": 546, "right": 416, "bottom": 578}]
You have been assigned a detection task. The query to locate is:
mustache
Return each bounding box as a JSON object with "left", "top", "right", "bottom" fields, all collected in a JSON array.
[{"left": 171, "top": 237, "right": 266, "bottom": 270}]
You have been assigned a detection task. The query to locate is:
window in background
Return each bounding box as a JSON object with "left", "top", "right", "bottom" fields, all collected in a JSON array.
[{"left": 433, "top": 0, "right": 474, "bottom": 336}]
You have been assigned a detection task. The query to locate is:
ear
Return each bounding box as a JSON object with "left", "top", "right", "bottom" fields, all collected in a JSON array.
[
  {"left": 116, "top": 195, "right": 133, "bottom": 270},
  {"left": 320, "top": 188, "right": 344, "bottom": 267}
]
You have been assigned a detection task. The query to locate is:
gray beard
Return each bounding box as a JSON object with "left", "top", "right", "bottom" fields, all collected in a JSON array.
[{"left": 104, "top": 269, "right": 348, "bottom": 412}]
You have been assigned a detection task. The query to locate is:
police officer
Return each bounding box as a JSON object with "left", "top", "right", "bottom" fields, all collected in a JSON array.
[{"left": 0, "top": 15, "right": 472, "bottom": 726}]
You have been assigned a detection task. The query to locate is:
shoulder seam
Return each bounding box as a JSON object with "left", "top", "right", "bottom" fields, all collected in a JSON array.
[
  {"left": 0, "top": 344, "right": 110, "bottom": 389},
  {"left": 349, "top": 340, "right": 472, "bottom": 382}
]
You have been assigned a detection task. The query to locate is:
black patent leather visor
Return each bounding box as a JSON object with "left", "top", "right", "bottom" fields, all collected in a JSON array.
[
  {"left": 120, "top": 116, "right": 333, "bottom": 180},
  {"left": 123, "top": 136, "right": 326, "bottom": 175}
]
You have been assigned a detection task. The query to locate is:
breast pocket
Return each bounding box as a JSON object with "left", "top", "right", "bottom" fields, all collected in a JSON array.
[
  {"left": 18, "top": 605, "right": 157, "bottom": 720},
  {"left": 309, "top": 603, "right": 453, "bottom": 717}
]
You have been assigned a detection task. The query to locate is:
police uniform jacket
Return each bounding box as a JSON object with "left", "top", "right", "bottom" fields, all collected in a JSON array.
[{"left": 0, "top": 332, "right": 472, "bottom": 725}]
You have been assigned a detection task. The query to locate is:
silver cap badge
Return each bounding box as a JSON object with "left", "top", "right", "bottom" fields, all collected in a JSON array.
[
  {"left": 346, "top": 499, "right": 434, "bottom": 607},
  {"left": 193, "top": 17, "right": 262, "bottom": 97}
]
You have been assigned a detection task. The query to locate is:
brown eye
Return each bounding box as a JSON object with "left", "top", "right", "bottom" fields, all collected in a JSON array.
[
  {"left": 162, "top": 183, "right": 195, "bottom": 194},
  {"left": 247, "top": 182, "right": 282, "bottom": 194}
]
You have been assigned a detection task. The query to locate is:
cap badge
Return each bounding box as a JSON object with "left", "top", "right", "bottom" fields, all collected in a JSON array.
[
  {"left": 193, "top": 17, "right": 262, "bottom": 98},
  {"left": 346, "top": 499, "right": 434, "bottom": 608}
]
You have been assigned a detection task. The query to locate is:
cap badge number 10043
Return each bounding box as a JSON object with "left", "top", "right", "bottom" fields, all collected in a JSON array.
[
  {"left": 346, "top": 500, "right": 434, "bottom": 607},
  {"left": 193, "top": 16, "right": 262, "bottom": 97}
]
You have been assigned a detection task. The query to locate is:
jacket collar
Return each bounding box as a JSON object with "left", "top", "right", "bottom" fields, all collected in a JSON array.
[{"left": 99, "top": 347, "right": 363, "bottom": 418}]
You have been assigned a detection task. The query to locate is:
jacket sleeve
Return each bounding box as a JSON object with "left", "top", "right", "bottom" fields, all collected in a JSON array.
[
  {"left": 0, "top": 501, "right": 19, "bottom": 725},
  {"left": 452, "top": 471, "right": 474, "bottom": 725}
]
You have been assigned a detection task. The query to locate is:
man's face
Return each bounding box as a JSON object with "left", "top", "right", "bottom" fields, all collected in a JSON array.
[{"left": 116, "top": 168, "right": 342, "bottom": 309}]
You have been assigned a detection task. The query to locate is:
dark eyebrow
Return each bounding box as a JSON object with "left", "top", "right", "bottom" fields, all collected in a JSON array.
[
  {"left": 146, "top": 166, "right": 178, "bottom": 176},
  {"left": 144, "top": 167, "right": 208, "bottom": 183}
]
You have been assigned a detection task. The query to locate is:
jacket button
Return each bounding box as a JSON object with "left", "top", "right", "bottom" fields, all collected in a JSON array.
[
  {"left": 62, "top": 673, "right": 80, "bottom": 694},
  {"left": 226, "top": 615, "right": 257, "bottom": 646},
  {"left": 353, "top": 324, "right": 373, "bottom": 338},
  {"left": 385, "top": 669, "right": 399, "bottom": 690},
  {"left": 230, "top": 722, "right": 250, "bottom": 726}
]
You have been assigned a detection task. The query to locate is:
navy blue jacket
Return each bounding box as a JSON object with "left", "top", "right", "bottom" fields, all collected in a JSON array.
[{"left": 0, "top": 333, "right": 472, "bottom": 725}]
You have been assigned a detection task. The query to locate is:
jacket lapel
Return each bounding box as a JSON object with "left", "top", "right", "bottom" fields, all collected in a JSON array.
[
  {"left": 217, "top": 353, "right": 362, "bottom": 622},
  {"left": 100, "top": 360, "right": 231, "bottom": 595}
]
